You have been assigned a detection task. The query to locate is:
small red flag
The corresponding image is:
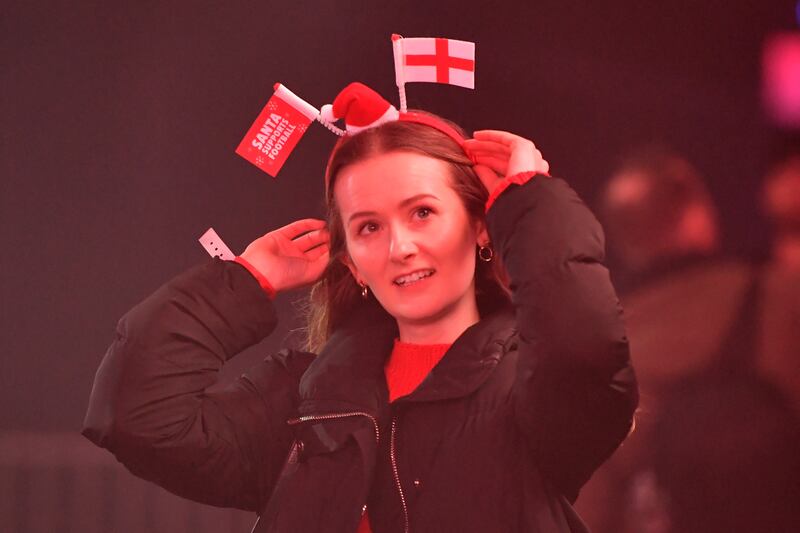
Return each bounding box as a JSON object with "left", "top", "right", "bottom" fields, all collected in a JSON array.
[{"left": 235, "top": 84, "right": 318, "bottom": 177}]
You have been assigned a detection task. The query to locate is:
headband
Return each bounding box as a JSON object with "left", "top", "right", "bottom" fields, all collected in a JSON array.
[
  {"left": 319, "top": 82, "right": 467, "bottom": 149},
  {"left": 235, "top": 34, "right": 476, "bottom": 178}
]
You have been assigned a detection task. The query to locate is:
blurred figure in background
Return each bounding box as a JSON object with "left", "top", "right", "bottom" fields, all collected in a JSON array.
[
  {"left": 600, "top": 146, "right": 721, "bottom": 288},
  {"left": 575, "top": 146, "right": 800, "bottom": 533},
  {"left": 758, "top": 153, "right": 800, "bottom": 412},
  {"left": 762, "top": 154, "right": 800, "bottom": 271}
]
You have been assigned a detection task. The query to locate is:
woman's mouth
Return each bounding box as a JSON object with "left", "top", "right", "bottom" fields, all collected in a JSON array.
[{"left": 393, "top": 269, "right": 436, "bottom": 287}]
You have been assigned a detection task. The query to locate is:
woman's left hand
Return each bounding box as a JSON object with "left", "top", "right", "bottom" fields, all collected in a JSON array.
[{"left": 464, "top": 130, "right": 550, "bottom": 193}]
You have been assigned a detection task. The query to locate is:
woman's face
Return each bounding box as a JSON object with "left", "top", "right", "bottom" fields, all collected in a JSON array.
[{"left": 334, "top": 150, "right": 488, "bottom": 326}]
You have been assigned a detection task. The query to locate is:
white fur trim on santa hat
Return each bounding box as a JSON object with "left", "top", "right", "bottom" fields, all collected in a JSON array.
[{"left": 320, "top": 104, "right": 337, "bottom": 124}]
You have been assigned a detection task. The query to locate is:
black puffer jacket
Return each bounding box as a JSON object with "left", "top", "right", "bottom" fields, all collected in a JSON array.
[{"left": 83, "top": 176, "right": 637, "bottom": 533}]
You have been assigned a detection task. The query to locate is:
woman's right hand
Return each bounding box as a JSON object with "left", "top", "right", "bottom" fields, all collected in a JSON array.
[{"left": 239, "top": 219, "right": 330, "bottom": 294}]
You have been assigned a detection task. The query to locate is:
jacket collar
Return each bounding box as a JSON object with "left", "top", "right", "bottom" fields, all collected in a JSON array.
[
  {"left": 398, "top": 305, "right": 517, "bottom": 403},
  {"left": 298, "top": 299, "right": 517, "bottom": 416}
]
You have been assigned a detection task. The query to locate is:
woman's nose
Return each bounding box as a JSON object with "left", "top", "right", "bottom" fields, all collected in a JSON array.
[{"left": 389, "top": 226, "right": 418, "bottom": 261}]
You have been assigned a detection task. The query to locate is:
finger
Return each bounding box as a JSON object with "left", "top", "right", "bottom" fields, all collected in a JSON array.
[
  {"left": 463, "top": 139, "right": 511, "bottom": 155},
  {"left": 472, "top": 154, "right": 509, "bottom": 176},
  {"left": 298, "top": 229, "right": 330, "bottom": 252},
  {"left": 474, "top": 132, "right": 539, "bottom": 158},
  {"left": 473, "top": 130, "right": 533, "bottom": 147},
  {"left": 309, "top": 249, "right": 331, "bottom": 275},
  {"left": 474, "top": 164, "right": 502, "bottom": 190},
  {"left": 278, "top": 218, "right": 327, "bottom": 240},
  {"left": 507, "top": 147, "right": 542, "bottom": 177},
  {"left": 305, "top": 243, "right": 330, "bottom": 261}
]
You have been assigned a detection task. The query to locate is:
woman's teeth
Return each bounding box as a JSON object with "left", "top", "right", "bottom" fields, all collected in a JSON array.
[{"left": 394, "top": 270, "right": 435, "bottom": 286}]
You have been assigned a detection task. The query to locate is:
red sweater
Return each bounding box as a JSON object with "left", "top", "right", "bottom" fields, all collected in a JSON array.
[{"left": 357, "top": 339, "right": 451, "bottom": 533}]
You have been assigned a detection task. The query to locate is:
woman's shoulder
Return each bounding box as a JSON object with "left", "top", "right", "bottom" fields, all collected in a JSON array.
[
  {"left": 471, "top": 304, "right": 519, "bottom": 361},
  {"left": 238, "top": 348, "right": 316, "bottom": 398},
  {"left": 269, "top": 347, "right": 317, "bottom": 376}
]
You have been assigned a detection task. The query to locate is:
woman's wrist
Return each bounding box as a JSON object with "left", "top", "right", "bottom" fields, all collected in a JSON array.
[
  {"left": 234, "top": 255, "right": 277, "bottom": 299},
  {"left": 484, "top": 171, "right": 543, "bottom": 213}
]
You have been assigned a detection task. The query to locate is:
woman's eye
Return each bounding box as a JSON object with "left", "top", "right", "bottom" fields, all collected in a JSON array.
[
  {"left": 358, "top": 221, "right": 379, "bottom": 235},
  {"left": 415, "top": 206, "right": 433, "bottom": 219}
]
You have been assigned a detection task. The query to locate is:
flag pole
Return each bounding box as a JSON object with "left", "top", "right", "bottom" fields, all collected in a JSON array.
[
  {"left": 391, "top": 34, "right": 408, "bottom": 113},
  {"left": 315, "top": 116, "right": 346, "bottom": 136},
  {"left": 398, "top": 84, "right": 408, "bottom": 113}
]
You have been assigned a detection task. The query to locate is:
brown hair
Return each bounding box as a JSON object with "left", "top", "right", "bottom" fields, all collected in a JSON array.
[{"left": 302, "top": 114, "right": 511, "bottom": 353}]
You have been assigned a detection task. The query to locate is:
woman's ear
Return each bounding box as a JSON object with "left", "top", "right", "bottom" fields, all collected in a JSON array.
[
  {"left": 476, "top": 220, "right": 490, "bottom": 247},
  {"left": 340, "top": 253, "right": 362, "bottom": 284}
]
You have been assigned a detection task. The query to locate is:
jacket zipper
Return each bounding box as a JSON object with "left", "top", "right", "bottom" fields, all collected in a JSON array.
[
  {"left": 250, "top": 412, "right": 381, "bottom": 533},
  {"left": 390, "top": 415, "right": 410, "bottom": 533},
  {"left": 292, "top": 412, "right": 381, "bottom": 528},
  {"left": 287, "top": 411, "right": 381, "bottom": 445},
  {"left": 289, "top": 412, "right": 412, "bottom": 530}
]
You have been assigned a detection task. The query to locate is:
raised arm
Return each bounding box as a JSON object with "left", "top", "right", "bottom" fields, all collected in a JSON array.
[
  {"left": 83, "top": 219, "right": 329, "bottom": 511},
  {"left": 467, "top": 131, "right": 638, "bottom": 501}
]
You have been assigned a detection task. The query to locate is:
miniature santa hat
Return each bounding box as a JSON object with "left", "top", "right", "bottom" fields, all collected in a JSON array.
[
  {"left": 319, "top": 81, "right": 467, "bottom": 150},
  {"left": 320, "top": 82, "right": 400, "bottom": 134}
]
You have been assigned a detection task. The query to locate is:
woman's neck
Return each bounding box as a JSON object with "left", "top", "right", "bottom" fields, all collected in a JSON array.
[{"left": 395, "top": 292, "right": 480, "bottom": 345}]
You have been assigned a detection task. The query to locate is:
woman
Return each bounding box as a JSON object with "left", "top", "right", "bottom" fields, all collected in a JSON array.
[{"left": 82, "top": 99, "right": 637, "bottom": 532}]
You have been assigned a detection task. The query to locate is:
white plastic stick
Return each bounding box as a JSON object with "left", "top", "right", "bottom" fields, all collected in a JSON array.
[
  {"left": 392, "top": 34, "right": 408, "bottom": 112},
  {"left": 198, "top": 228, "right": 235, "bottom": 260},
  {"left": 273, "top": 84, "right": 320, "bottom": 122}
]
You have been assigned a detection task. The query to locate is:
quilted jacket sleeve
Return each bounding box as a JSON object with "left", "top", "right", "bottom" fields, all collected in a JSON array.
[
  {"left": 82, "top": 258, "right": 313, "bottom": 512},
  {"left": 486, "top": 175, "right": 638, "bottom": 502}
]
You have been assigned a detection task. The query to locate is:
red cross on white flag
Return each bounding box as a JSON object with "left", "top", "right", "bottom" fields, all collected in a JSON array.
[{"left": 392, "top": 35, "right": 476, "bottom": 90}]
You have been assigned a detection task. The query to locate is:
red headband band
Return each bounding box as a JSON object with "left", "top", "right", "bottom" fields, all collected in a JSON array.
[
  {"left": 399, "top": 111, "right": 467, "bottom": 148},
  {"left": 323, "top": 111, "right": 470, "bottom": 195}
]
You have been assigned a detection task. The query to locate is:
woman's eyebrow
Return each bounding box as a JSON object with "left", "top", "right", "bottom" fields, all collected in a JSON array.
[{"left": 347, "top": 194, "right": 440, "bottom": 224}]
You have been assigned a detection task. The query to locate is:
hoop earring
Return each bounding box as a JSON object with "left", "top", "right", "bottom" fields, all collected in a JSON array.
[
  {"left": 478, "top": 245, "right": 493, "bottom": 262},
  {"left": 359, "top": 282, "right": 369, "bottom": 299}
]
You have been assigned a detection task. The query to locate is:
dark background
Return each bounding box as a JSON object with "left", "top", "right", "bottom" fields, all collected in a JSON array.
[{"left": 2, "top": 0, "right": 797, "bottom": 432}]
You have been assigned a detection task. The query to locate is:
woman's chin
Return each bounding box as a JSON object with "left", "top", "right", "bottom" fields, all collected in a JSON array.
[
  {"left": 376, "top": 296, "right": 431, "bottom": 320},
  {"left": 375, "top": 281, "right": 474, "bottom": 326},
  {"left": 382, "top": 297, "right": 457, "bottom": 327}
]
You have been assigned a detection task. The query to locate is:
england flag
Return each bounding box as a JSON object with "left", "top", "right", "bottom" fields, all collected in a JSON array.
[{"left": 392, "top": 35, "right": 476, "bottom": 89}]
